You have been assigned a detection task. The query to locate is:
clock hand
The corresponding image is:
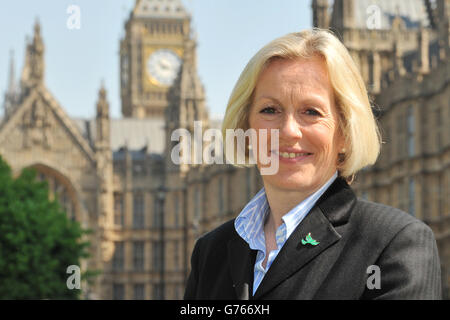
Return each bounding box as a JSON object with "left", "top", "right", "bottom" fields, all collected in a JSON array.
[{"left": 159, "top": 59, "right": 170, "bottom": 70}]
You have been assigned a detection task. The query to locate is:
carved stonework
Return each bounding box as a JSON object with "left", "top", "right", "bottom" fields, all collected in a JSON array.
[
  {"left": 101, "top": 237, "right": 115, "bottom": 262},
  {"left": 22, "top": 99, "right": 52, "bottom": 149},
  {"left": 29, "top": 21, "right": 45, "bottom": 85}
]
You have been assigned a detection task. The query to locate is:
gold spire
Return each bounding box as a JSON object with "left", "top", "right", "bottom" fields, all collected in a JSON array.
[
  {"left": 21, "top": 19, "right": 45, "bottom": 92},
  {"left": 96, "top": 81, "right": 109, "bottom": 119}
]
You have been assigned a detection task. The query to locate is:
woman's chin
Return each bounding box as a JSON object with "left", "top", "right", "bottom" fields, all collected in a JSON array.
[{"left": 263, "top": 174, "right": 318, "bottom": 193}]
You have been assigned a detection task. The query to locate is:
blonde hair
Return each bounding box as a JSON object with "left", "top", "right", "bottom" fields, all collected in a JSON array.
[{"left": 221, "top": 29, "right": 381, "bottom": 178}]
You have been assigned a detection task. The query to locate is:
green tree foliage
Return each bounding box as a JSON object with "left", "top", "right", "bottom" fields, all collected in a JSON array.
[{"left": 0, "top": 155, "right": 93, "bottom": 299}]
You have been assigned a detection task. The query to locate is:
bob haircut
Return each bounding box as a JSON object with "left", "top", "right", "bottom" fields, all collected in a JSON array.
[{"left": 221, "top": 28, "right": 381, "bottom": 179}]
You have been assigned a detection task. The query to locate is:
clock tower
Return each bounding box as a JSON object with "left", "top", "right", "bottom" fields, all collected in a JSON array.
[{"left": 120, "top": 0, "right": 192, "bottom": 119}]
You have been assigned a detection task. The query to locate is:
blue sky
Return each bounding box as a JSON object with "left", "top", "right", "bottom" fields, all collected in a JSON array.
[{"left": 0, "top": 0, "right": 312, "bottom": 120}]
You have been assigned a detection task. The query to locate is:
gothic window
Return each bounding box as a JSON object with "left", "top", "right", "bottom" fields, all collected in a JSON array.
[
  {"left": 38, "top": 172, "right": 46, "bottom": 182},
  {"left": 57, "top": 188, "right": 74, "bottom": 219},
  {"left": 133, "top": 160, "right": 146, "bottom": 176},
  {"left": 113, "top": 283, "right": 125, "bottom": 300},
  {"left": 112, "top": 242, "right": 124, "bottom": 271},
  {"left": 174, "top": 193, "right": 179, "bottom": 228},
  {"left": 153, "top": 283, "right": 163, "bottom": 300},
  {"left": 133, "top": 241, "right": 145, "bottom": 271},
  {"left": 52, "top": 178, "right": 58, "bottom": 195},
  {"left": 133, "top": 193, "right": 145, "bottom": 229},
  {"left": 153, "top": 195, "right": 162, "bottom": 228},
  {"left": 33, "top": 166, "right": 76, "bottom": 221},
  {"left": 134, "top": 283, "right": 145, "bottom": 300},
  {"left": 173, "top": 241, "right": 179, "bottom": 271},
  {"left": 113, "top": 159, "right": 125, "bottom": 175},
  {"left": 114, "top": 192, "right": 124, "bottom": 227},
  {"left": 61, "top": 189, "right": 74, "bottom": 221},
  {"left": 152, "top": 241, "right": 163, "bottom": 271}
]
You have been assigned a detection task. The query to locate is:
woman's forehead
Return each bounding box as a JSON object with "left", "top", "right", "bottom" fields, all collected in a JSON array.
[
  {"left": 254, "top": 57, "right": 333, "bottom": 100},
  {"left": 263, "top": 56, "right": 328, "bottom": 81}
]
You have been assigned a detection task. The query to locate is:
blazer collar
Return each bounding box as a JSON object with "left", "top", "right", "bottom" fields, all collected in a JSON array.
[
  {"left": 228, "top": 177, "right": 356, "bottom": 300},
  {"left": 251, "top": 177, "right": 356, "bottom": 299},
  {"left": 316, "top": 177, "right": 356, "bottom": 226},
  {"left": 228, "top": 234, "right": 257, "bottom": 300}
]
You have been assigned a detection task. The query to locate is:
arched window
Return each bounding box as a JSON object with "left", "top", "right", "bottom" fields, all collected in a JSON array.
[{"left": 30, "top": 164, "right": 78, "bottom": 221}]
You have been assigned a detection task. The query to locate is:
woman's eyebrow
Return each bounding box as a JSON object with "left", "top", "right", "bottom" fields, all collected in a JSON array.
[
  {"left": 255, "top": 94, "right": 329, "bottom": 107},
  {"left": 254, "top": 95, "right": 282, "bottom": 104},
  {"left": 297, "top": 89, "right": 331, "bottom": 104}
]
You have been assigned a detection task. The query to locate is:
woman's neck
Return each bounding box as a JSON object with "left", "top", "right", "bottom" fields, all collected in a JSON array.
[{"left": 263, "top": 185, "right": 312, "bottom": 230}]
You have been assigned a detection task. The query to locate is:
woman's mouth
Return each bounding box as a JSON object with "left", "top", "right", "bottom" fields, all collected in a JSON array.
[{"left": 271, "top": 150, "right": 313, "bottom": 163}]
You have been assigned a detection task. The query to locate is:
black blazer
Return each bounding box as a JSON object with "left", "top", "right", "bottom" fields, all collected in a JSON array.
[{"left": 184, "top": 177, "right": 442, "bottom": 300}]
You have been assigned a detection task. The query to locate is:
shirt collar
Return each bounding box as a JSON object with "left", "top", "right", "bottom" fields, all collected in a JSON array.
[
  {"left": 235, "top": 172, "right": 338, "bottom": 248},
  {"left": 234, "top": 188, "right": 269, "bottom": 251}
]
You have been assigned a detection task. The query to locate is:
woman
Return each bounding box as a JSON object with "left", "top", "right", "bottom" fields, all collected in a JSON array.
[{"left": 184, "top": 29, "right": 441, "bottom": 299}]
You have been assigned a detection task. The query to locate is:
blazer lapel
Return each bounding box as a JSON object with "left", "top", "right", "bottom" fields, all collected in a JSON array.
[
  {"left": 253, "top": 177, "right": 356, "bottom": 299},
  {"left": 228, "top": 234, "right": 257, "bottom": 300}
]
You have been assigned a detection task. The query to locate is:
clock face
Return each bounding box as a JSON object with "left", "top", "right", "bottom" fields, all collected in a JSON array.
[{"left": 146, "top": 49, "right": 182, "bottom": 87}]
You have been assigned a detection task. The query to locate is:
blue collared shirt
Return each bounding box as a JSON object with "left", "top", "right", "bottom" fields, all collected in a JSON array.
[{"left": 234, "top": 172, "right": 338, "bottom": 295}]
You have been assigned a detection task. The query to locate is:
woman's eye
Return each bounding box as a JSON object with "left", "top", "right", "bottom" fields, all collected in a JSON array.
[
  {"left": 305, "top": 109, "right": 321, "bottom": 116},
  {"left": 260, "top": 106, "right": 277, "bottom": 114}
]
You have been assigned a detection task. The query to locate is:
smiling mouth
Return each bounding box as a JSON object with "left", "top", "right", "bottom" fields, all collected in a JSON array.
[
  {"left": 271, "top": 151, "right": 313, "bottom": 159},
  {"left": 279, "top": 152, "right": 312, "bottom": 159}
]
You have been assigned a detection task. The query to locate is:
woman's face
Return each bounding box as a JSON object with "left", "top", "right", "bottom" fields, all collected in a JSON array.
[{"left": 248, "top": 56, "right": 344, "bottom": 194}]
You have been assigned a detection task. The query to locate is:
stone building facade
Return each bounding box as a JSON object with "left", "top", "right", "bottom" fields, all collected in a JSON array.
[
  {"left": 312, "top": 0, "right": 450, "bottom": 296},
  {"left": 1, "top": 0, "right": 262, "bottom": 299},
  {"left": 1, "top": 0, "right": 448, "bottom": 299}
]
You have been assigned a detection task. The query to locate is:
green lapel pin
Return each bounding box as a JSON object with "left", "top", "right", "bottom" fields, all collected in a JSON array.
[{"left": 301, "top": 233, "right": 320, "bottom": 246}]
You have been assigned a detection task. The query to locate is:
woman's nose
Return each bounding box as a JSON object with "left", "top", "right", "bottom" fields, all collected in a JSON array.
[{"left": 280, "top": 114, "right": 302, "bottom": 140}]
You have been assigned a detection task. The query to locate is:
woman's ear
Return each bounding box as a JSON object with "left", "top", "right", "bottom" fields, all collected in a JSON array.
[
  {"left": 335, "top": 130, "right": 346, "bottom": 159},
  {"left": 336, "top": 132, "right": 347, "bottom": 165}
]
